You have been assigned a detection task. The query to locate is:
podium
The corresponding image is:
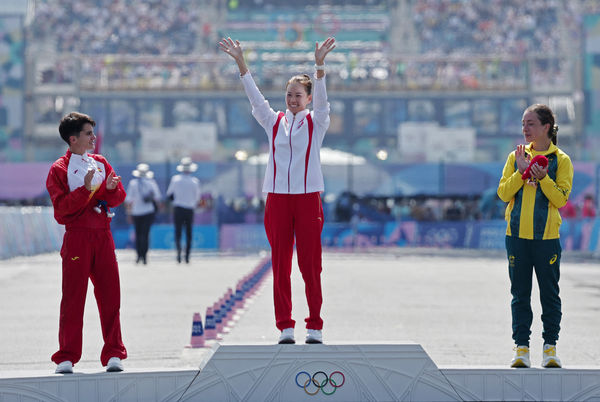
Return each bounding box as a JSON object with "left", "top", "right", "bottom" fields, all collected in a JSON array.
[
  {"left": 179, "top": 343, "right": 458, "bottom": 401},
  {"left": 1, "top": 343, "right": 600, "bottom": 401}
]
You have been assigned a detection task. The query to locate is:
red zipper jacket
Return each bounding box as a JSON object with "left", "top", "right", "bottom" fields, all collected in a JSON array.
[{"left": 46, "top": 150, "right": 126, "bottom": 230}]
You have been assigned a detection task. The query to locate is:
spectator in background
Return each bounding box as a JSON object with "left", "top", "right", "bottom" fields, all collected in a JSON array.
[
  {"left": 581, "top": 194, "right": 597, "bottom": 218},
  {"left": 480, "top": 188, "right": 505, "bottom": 220},
  {"left": 46, "top": 112, "right": 127, "bottom": 374},
  {"left": 167, "top": 157, "right": 201, "bottom": 264},
  {"left": 125, "top": 163, "right": 161, "bottom": 265},
  {"left": 497, "top": 104, "right": 573, "bottom": 369},
  {"left": 559, "top": 199, "right": 577, "bottom": 219},
  {"left": 443, "top": 199, "right": 464, "bottom": 221}
]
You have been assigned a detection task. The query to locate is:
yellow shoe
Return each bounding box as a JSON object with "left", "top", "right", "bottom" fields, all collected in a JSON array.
[
  {"left": 511, "top": 345, "right": 531, "bottom": 368},
  {"left": 542, "top": 344, "right": 562, "bottom": 368}
]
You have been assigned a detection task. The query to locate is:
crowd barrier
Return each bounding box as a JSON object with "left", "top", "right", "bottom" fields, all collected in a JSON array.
[
  {"left": 0, "top": 207, "right": 64, "bottom": 259},
  {"left": 2, "top": 207, "right": 600, "bottom": 259},
  {"left": 112, "top": 224, "right": 218, "bottom": 251}
]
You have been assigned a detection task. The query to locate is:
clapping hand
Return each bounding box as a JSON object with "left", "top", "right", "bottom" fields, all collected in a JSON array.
[
  {"left": 106, "top": 171, "right": 121, "bottom": 191},
  {"left": 515, "top": 144, "right": 529, "bottom": 175},
  {"left": 528, "top": 161, "right": 548, "bottom": 182},
  {"left": 84, "top": 168, "right": 95, "bottom": 191}
]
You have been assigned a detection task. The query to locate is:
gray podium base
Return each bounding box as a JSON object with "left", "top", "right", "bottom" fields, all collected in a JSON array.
[
  {"left": 1, "top": 343, "right": 600, "bottom": 401},
  {"left": 442, "top": 368, "right": 600, "bottom": 402}
]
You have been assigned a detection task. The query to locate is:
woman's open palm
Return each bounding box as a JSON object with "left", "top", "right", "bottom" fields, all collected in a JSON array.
[
  {"left": 219, "top": 37, "right": 244, "bottom": 61},
  {"left": 315, "top": 37, "right": 336, "bottom": 65}
]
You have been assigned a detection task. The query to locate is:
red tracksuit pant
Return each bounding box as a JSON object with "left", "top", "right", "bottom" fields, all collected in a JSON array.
[
  {"left": 264, "top": 192, "right": 324, "bottom": 331},
  {"left": 51, "top": 229, "right": 127, "bottom": 366}
]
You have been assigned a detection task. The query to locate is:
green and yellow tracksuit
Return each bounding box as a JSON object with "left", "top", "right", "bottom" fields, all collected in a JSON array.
[{"left": 497, "top": 143, "right": 573, "bottom": 347}]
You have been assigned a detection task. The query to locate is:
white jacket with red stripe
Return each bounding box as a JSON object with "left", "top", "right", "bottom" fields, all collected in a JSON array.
[{"left": 240, "top": 72, "right": 330, "bottom": 194}]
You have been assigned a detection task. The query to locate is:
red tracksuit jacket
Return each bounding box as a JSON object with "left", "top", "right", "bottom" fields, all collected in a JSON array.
[{"left": 46, "top": 150, "right": 126, "bottom": 228}]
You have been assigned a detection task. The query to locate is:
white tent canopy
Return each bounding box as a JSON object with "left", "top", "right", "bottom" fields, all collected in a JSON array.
[{"left": 247, "top": 147, "right": 366, "bottom": 166}]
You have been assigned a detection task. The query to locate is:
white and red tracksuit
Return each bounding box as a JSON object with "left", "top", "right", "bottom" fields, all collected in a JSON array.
[
  {"left": 46, "top": 149, "right": 127, "bottom": 366},
  {"left": 241, "top": 71, "right": 329, "bottom": 331}
]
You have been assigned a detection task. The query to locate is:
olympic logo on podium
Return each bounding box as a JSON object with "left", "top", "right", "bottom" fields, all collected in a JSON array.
[{"left": 295, "top": 370, "right": 345, "bottom": 395}]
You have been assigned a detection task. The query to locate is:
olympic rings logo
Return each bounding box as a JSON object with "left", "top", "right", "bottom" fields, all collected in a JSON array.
[{"left": 295, "top": 371, "right": 345, "bottom": 396}]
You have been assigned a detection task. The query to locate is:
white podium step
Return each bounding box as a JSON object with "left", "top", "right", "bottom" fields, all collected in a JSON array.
[
  {"left": 1, "top": 344, "right": 600, "bottom": 401},
  {"left": 182, "top": 343, "right": 458, "bottom": 401}
]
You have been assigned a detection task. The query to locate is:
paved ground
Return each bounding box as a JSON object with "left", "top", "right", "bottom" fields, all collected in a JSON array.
[{"left": 1, "top": 247, "right": 599, "bottom": 377}]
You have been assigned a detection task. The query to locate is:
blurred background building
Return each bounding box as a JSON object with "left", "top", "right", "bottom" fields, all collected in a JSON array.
[
  {"left": 4, "top": 0, "right": 599, "bottom": 163},
  {"left": 1, "top": 0, "right": 600, "bottom": 254}
]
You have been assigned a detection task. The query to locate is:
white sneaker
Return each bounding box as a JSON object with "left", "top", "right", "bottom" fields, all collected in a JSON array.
[
  {"left": 55, "top": 360, "right": 73, "bottom": 374},
  {"left": 306, "top": 329, "right": 323, "bottom": 344},
  {"left": 511, "top": 345, "right": 530, "bottom": 368},
  {"left": 106, "top": 357, "right": 124, "bottom": 372},
  {"left": 542, "top": 344, "right": 562, "bottom": 368},
  {"left": 278, "top": 328, "right": 295, "bottom": 344}
]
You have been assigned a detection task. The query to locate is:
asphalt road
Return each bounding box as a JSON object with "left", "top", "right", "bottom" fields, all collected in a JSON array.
[{"left": 1, "top": 247, "right": 599, "bottom": 377}]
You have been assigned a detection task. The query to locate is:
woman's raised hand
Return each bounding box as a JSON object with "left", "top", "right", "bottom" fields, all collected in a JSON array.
[
  {"left": 219, "top": 37, "right": 244, "bottom": 61},
  {"left": 315, "top": 37, "right": 336, "bottom": 65},
  {"left": 219, "top": 37, "right": 248, "bottom": 75}
]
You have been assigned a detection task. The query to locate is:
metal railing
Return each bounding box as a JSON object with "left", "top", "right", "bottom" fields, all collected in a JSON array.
[{"left": 34, "top": 52, "right": 575, "bottom": 94}]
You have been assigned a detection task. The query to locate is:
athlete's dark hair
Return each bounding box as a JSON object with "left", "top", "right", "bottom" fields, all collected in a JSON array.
[
  {"left": 286, "top": 74, "right": 312, "bottom": 95},
  {"left": 59, "top": 112, "right": 96, "bottom": 145},
  {"left": 525, "top": 104, "right": 558, "bottom": 145}
]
